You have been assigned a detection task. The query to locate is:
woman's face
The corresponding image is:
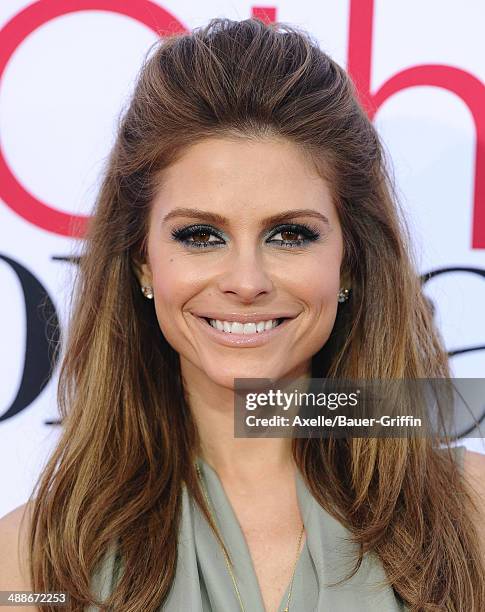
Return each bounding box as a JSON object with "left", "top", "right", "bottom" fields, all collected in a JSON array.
[{"left": 138, "top": 137, "right": 346, "bottom": 390}]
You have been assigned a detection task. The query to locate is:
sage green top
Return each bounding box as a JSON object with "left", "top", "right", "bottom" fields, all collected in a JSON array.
[{"left": 87, "top": 445, "right": 466, "bottom": 611}]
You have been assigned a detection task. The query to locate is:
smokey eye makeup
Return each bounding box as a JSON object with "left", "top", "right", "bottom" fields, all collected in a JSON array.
[{"left": 169, "top": 222, "right": 322, "bottom": 250}]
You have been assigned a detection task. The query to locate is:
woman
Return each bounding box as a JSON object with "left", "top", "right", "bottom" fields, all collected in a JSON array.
[{"left": 1, "top": 16, "right": 484, "bottom": 612}]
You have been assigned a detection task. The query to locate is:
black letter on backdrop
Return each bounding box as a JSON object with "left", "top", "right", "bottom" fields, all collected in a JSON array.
[
  {"left": 422, "top": 266, "right": 485, "bottom": 438},
  {"left": 0, "top": 254, "right": 60, "bottom": 422}
]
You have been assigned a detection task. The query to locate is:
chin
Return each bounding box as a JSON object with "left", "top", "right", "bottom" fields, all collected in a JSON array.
[{"left": 205, "top": 364, "right": 291, "bottom": 390}]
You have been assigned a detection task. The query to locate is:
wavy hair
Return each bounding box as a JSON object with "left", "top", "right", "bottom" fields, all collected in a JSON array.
[{"left": 26, "top": 17, "right": 485, "bottom": 611}]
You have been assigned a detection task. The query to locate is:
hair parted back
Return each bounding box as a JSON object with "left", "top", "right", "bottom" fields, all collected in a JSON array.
[{"left": 26, "top": 17, "right": 485, "bottom": 611}]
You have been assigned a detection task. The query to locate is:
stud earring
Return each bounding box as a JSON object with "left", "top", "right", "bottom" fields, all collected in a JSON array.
[
  {"left": 337, "top": 287, "right": 350, "bottom": 303},
  {"left": 141, "top": 285, "right": 154, "bottom": 299}
]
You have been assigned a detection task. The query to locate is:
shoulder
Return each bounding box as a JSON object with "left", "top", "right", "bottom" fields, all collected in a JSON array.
[
  {"left": 0, "top": 502, "right": 35, "bottom": 596},
  {"left": 462, "top": 448, "right": 485, "bottom": 558},
  {"left": 463, "top": 448, "right": 485, "bottom": 497}
]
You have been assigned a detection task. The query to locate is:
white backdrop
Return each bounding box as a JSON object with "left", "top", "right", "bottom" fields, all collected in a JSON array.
[{"left": 1, "top": 0, "right": 484, "bottom": 517}]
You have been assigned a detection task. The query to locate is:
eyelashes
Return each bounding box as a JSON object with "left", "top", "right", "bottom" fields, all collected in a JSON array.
[{"left": 170, "top": 222, "right": 322, "bottom": 250}]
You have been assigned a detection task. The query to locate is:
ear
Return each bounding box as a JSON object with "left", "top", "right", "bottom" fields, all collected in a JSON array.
[{"left": 131, "top": 254, "right": 153, "bottom": 288}]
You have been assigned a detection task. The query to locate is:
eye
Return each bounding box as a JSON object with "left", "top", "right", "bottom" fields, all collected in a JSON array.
[
  {"left": 170, "top": 224, "right": 225, "bottom": 249},
  {"left": 267, "top": 223, "right": 320, "bottom": 248},
  {"left": 171, "top": 225, "right": 224, "bottom": 249},
  {"left": 170, "top": 222, "right": 320, "bottom": 249}
]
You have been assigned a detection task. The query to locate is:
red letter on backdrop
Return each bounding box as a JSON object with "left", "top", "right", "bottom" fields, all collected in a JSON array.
[
  {"left": 251, "top": 7, "right": 277, "bottom": 23},
  {"left": 347, "top": 0, "right": 485, "bottom": 250},
  {"left": 0, "top": 0, "right": 186, "bottom": 238}
]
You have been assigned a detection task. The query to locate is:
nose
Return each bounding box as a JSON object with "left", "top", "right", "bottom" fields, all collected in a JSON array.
[{"left": 217, "top": 245, "right": 274, "bottom": 302}]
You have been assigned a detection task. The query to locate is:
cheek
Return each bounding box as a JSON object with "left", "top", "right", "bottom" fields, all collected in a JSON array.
[
  {"left": 292, "top": 253, "right": 341, "bottom": 349},
  {"left": 149, "top": 250, "right": 205, "bottom": 304},
  {"left": 151, "top": 262, "right": 190, "bottom": 303},
  {"left": 292, "top": 251, "right": 342, "bottom": 305},
  {"left": 303, "top": 272, "right": 340, "bottom": 304},
  {"left": 148, "top": 255, "right": 214, "bottom": 345},
  {"left": 148, "top": 257, "right": 192, "bottom": 336}
]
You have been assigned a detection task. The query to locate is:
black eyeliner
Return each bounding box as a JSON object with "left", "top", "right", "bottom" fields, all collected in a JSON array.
[{"left": 170, "top": 222, "right": 322, "bottom": 249}]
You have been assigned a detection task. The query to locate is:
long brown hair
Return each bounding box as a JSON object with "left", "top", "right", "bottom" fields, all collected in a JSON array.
[{"left": 26, "top": 17, "right": 485, "bottom": 611}]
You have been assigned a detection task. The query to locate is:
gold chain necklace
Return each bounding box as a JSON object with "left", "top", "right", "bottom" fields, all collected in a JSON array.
[{"left": 195, "top": 461, "right": 305, "bottom": 612}]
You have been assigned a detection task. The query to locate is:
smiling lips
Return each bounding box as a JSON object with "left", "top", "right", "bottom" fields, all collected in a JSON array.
[
  {"left": 192, "top": 311, "right": 298, "bottom": 323},
  {"left": 193, "top": 311, "right": 296, "bottom": 336},
  {"left": 191, "top": 312, "right": 297, "bottom": 347},
  {"left": 207, "top": 317, "right": 282, "bottom": 334}
]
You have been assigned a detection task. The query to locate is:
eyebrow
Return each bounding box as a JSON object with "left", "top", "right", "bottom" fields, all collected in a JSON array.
[{"left": 161, "top": 207, "right": 330, "bottom": 227}]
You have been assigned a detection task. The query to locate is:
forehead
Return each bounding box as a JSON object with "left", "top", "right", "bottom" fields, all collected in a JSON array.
[{"left": 150, "top": 137, "right": 336, "bottom": 223}]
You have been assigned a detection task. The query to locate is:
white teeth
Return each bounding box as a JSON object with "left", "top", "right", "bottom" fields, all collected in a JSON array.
[{"left": 208, "top": 318, "right": 282, "bottom": 334}]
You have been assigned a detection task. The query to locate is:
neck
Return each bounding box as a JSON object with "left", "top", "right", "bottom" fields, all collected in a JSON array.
[{"left": 182, "top": 360, "right": 310, "bottom": 481}]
